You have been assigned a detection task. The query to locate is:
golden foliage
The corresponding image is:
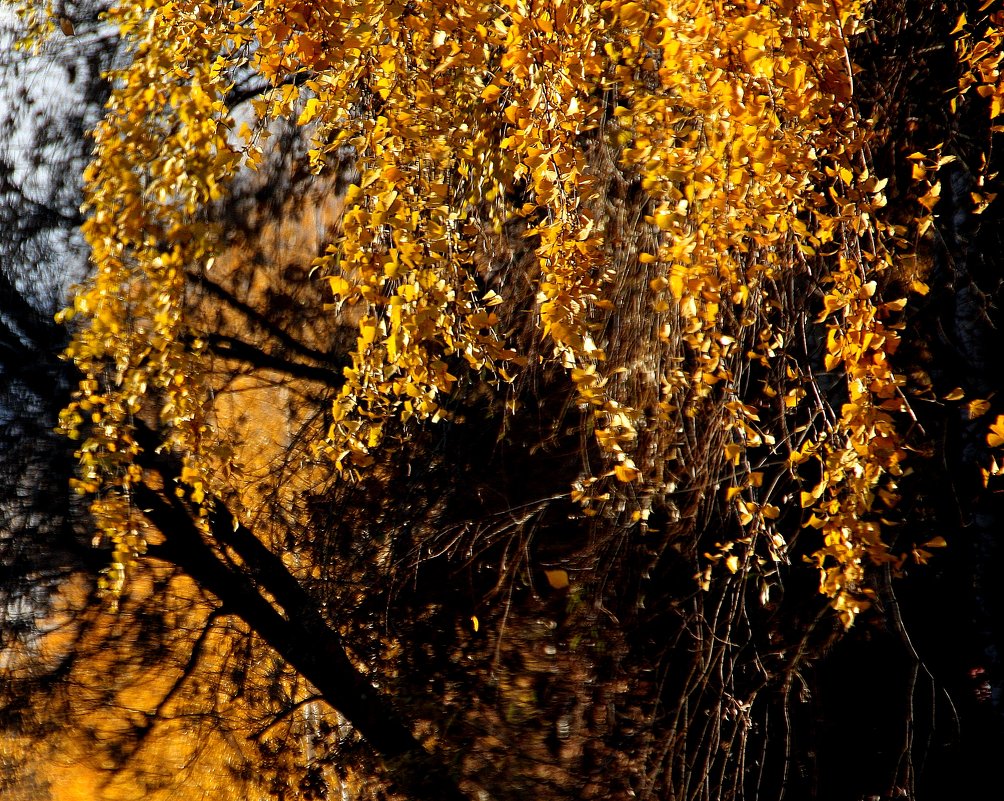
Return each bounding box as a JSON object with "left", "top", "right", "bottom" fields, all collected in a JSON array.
[{"left": 35, "top": 0, "right": 1004, "bottom": 628}]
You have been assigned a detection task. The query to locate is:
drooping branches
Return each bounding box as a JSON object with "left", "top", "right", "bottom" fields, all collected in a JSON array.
[
  {"left": 11, "top": 0, "right": 1004, "bottom": 798},
  {"left": 54, "top": 0, "right": 940, "bottom": 624}
]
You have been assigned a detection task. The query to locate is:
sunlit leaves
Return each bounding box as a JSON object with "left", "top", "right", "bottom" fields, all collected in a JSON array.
[
  {"left": 38, "top": 0, "right": 968, "bottom": 625},
  {"left": 956, "top": 4, "right": 1004, "bottom": 126}
]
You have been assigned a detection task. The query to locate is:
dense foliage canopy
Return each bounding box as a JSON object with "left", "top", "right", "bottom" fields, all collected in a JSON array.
[
  {"left": 5, "top": 0, "right": 1004, "bottom": 799},
  {"left": 53, "top": 0, "right": 937, "bottom": 622}
]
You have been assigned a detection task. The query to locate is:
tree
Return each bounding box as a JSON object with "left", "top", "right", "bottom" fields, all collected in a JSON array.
[{"left": 5, "top": 1, "right": 1004, "bottom": 799}]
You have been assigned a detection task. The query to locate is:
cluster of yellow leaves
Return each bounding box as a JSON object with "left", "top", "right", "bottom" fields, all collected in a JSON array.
[
  {"left": 955, "top": 6, "right": 1004, "bottom": 492},
  {"left": 589, "top": 0, "right": 909, "bottom": 622},
  {"left": 798, "top": 264, "right": 909, "bottom": 623},
  {"left": 7, "top": 1, "right": 54, "bottom": 44},
  {"left": 42, "top": 0, "right": 963, "bottom": 623},
  {"left": 53, "top": 0, "right": 241, "bottom": 591},
  {"left": 953, "top": 4, "right": 1003, "bottom": 218},
  {"left": 956, "top": 3, "right": 1004, "bottom": 125}
]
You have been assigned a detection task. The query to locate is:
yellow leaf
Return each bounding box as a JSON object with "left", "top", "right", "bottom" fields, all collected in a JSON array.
[
  {"left": 724, "top": 443, "right": 743, "bottom": 465},
  {"left": 297, "top": 97, "right": 321, "bottom": 125},
  {"left": 359, "top": 317, "right": 377, "bottom": 346},
  {"left": 918, "top": 181, "right": 942, "bottom": 210},
  {"left": 620, "top": 2, "right": 648, "bottom": 28},
  {"left": 614, "top": 463, "right": 641, "bottom": 482},
  {"left": 653, "top": 211, "right": 674, "bottom": 231},
  {"left": 545, "top": 569, "right": 570, "bottom": 589},
  {"left": 988, "top": 415, "right": 1004, "bottom": 447},
  {"left": 967, "top": 398, "right": 991, "bottom": 420},
  {"left": 725, "top": 555, "right": 739, "bottom": 573}
]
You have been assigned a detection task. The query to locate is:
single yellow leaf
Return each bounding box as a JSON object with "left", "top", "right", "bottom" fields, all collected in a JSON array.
[
  {"left": 967, "top": 398, "right": 991, "bottom": 420},
  {"left": 614, "top": 463, "right": 641, "bottom": 482},
  {"left": 653, "top": 211, "right": 674, "bottom": 230},
  {"left": 297, "top": 97, "right": 321, "bottom": 125},
  {"left": 988, "top": 415, "right": 1004, "bottom": 447},
  {"left": 545, "top": 569, "right": 569, "bottom": 589},
  {"left": 620, "top": 1, "right": 648, "bottom": 28},
  {"left": 724, "top": 442, "right": 743, "bottom": 465}
]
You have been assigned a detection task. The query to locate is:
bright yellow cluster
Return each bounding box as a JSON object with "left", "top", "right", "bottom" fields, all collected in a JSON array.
[
  {"left": 53, "top": 0, "right": 240, "bottom": 590},
  {"left": 44, "top": 0, "right": 953, "bottom": 622}
]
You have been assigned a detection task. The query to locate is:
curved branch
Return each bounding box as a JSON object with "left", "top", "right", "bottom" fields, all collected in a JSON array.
[{"left": 131, "top": 421, "right": 469, "bottom": 801}]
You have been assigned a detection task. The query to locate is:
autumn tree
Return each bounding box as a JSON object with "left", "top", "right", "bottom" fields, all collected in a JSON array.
[{"left": 6, "top": 0, "right": 1004, "bottom": 799}]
